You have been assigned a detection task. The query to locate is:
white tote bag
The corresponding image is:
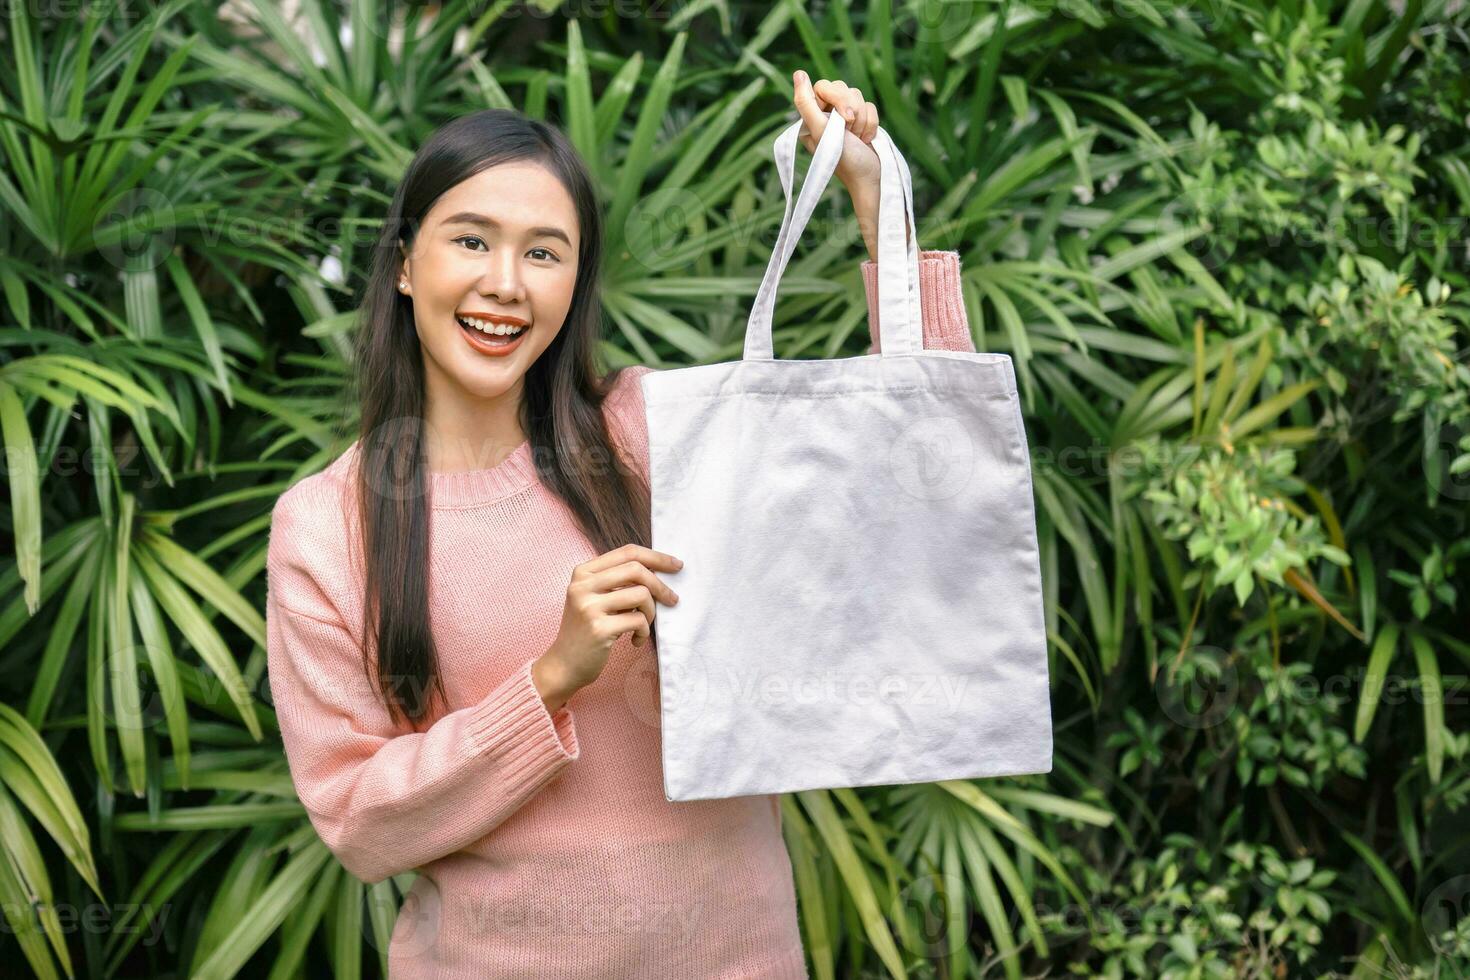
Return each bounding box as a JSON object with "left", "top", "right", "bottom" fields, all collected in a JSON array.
[{"left": 641, "top": 107, "right": 1052, "bottom": 802}]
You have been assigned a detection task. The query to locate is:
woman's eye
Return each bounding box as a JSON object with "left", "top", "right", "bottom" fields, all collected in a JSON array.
[{"left": 454, "top": 237, "right": 556, "bottom": 262}]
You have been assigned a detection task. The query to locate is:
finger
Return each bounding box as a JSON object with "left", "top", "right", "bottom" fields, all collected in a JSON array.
[
  {"left": 814, "top": 79, "right": 855, "bottom": 123},
  {"left": 587, "top": 561, "right": 677, "bottom": 605},
  {"left": 846, "top": 88, "right": 865, "bottom": 128},
  {"left": 609, "top": 610, "right": 650, "bottom": 645},
  {"left": 792, "top": 68, "right": 828, "bottom": 150},
  {"left": 633, "top": 564, "right": 680, "bottom": 605},
  {"left": 584, "top": 561, "right": 638, "bottom": 594},
  {"left": 792, "top": 68, "right": 818, "bottom": 114},
  {"left": 599, "top": 567, "right": 673, "bottom": 614},
  {"left": 600, "top": 585, "right": 657, "bottom": 630},
  {"left": 860, "top": 101, "right": 878, "bottom": 143},
  {"left": 581, "top": 543, "right": 681, "bottom": 575},
  {"left": 598, "top": 563, "right": 678, "bottom": 605}
]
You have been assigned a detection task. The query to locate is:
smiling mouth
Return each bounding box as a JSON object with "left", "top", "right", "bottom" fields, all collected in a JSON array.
[{"left": 455, "top": 314, "right": 529, "bottom": 348}]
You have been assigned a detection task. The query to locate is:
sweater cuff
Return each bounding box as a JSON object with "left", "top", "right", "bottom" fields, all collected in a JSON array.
[
  {"left": 464, "top": 660, "right": 580, "bottom": 774},
  {"left": 860, "top": 249, "right": 972, "bottom": 352}
]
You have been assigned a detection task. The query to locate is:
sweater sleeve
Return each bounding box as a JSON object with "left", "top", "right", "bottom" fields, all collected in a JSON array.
[
  {"left": 266, "top": 484, "right": 580, "bottom": 885},
  {"left": 861, "top": 249, "right": 975, "bottom": 354}
]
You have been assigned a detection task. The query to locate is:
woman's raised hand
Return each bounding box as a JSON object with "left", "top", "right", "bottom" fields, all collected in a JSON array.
[
  {"left": 532, "top": 544, "right": 683, "bottom": 711},
  {"left": 791, "top": 69, "right": 882, "bottom": 205},
  {"left": 791, "top": 69, "right": 897, "bottom": 261}
]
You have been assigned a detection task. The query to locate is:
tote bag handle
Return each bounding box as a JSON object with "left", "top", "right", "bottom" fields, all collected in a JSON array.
[{"left": 742, "top": 106, "right": 924, "bottom": 361}]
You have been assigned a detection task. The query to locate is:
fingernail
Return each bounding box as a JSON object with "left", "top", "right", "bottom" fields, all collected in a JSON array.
[{"left": 675, "top": 558, "right": 684, "bottom": 567}]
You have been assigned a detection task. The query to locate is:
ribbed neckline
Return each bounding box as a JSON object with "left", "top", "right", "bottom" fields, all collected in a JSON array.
[{"left": 425, "top": 437, "right": 538, "bottom": 509}]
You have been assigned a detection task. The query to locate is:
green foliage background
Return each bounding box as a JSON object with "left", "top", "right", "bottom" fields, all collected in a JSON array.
[{"left": 1, "top": 0, "right": 1467, "bottom": 977}]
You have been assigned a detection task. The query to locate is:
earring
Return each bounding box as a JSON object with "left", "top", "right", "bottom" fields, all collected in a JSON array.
[{"left": 398, "top": 278, "right": 408, "bottom": 291}]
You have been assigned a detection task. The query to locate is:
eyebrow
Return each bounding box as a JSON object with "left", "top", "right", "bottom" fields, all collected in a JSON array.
[{"left": 442, "top": 211, "right": 572, "bottom": 247}]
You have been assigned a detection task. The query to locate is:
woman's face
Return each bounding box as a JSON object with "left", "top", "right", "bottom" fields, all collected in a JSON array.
[{"left": 398, "top": 160, "right": 580, "bottom": 410}]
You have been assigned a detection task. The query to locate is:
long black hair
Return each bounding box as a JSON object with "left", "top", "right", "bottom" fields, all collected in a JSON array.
[{"left": 350, "top": 108, "right": 650, "bottom": 727}]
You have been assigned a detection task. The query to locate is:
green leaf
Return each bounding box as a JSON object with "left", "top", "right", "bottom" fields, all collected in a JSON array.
[
  {"left": 1354, "top": 624, "right": 1399, "bottom": 742},
  {"left": 130, "top": 548, "right": 262, "bottom": 740},
  {"left": 1341, "top": 830, "right": 1415, "bottom": 930},
  {"left": 188, "top": 841, "right": 334, "bottom": 980},
  {"left": 0, "top": 382, "right": 41, "bottom": 614},
  {"left": 797, "top": 790, "right": 907, "bottom": 979},
  {"left": 0, "top": 705, "right": 102, "bottom": 897},
  {"left": 1406, "top": 632, "right": 1444, "bottom": 784}
]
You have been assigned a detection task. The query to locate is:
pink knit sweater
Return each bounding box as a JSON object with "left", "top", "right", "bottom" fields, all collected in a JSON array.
[{"left": 265, "top": 251, "right": 974, "bottom": 978}]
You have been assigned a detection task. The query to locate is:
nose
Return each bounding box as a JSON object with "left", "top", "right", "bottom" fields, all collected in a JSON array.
[{"left": 475, "top": 246, "right": 527, "bottom": 303}]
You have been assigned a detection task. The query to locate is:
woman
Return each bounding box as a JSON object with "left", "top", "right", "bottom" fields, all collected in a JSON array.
[{"left": 265, "top": 69, "right": 975, "bottom": 978}]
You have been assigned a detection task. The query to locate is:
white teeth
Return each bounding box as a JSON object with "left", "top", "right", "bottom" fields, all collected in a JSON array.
[{"left": 458, "top": 316, "right": 526, "bottom": 336}]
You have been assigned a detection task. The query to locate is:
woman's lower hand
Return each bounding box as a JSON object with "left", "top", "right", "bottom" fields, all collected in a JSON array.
[{"left": 533, "top": 544, "right": 683, "bottom": 712}]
